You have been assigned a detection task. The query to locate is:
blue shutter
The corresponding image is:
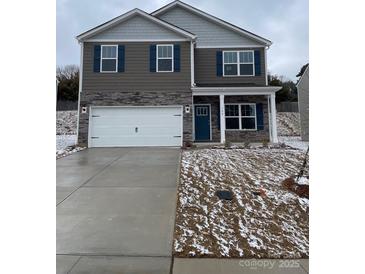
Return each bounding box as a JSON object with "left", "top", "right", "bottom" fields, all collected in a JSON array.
[
  {"left": 93, "top": 45, "right": 101, "bottom": 73},
  {"left": 174, "top": 44, "right": 180, "bottom": 72},
  {"left": 254, "top": 50, "right": 261, "bottom": 76},
  {"left": 150, "top": 45, "right": 156, "bottom": 72},
  {"left": 217, "top": 110, "right": 221, "bottom": 130},
  {"left": 256, "top": 103, "right": 264, "bottom": 130},
  {"left": 216, "top": 51, "right": 223, "bottom": 76},
  {"left": 117, "top": 45, "right": 125, "bottom": 72}
]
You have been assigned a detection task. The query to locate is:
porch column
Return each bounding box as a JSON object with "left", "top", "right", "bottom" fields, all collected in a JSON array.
[
  {"left": 267, "top": 95, "right": 272, "bottom": 142},
  {"left": 220, "top": 94, "right": 226, "bottom": 143},
  {"left": 270, "top": 93, "right": 278, "bottom": 143}
]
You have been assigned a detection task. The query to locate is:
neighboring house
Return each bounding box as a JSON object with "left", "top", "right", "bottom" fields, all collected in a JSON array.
[
  {"left": 296, "top": 64, "right": 309, "bottom": 141},
  {"left": 76, "top": 0, "right": 281, "bottom": 147}
]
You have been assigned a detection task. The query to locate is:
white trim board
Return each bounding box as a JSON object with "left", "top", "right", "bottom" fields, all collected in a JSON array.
[
  {"left": 76, "top": 42, "right": 84, "bottom": 144},
  {"left": 77, "top": 8, "right": 196, "bottom": 41},
  {"left": 190, "top": 41, "right": 195, "bottom": 87},
  {"left": 192, "top": 86, "right": 282, "bottom": 96},
  {"left": 151, "top": 1, "right": 271, "bottom": 46},
  {"left": 196, "top": 45, "right": 266, "bottom": 49},
  {"left": 267, "top": 95, "right": 272, "bottom": 142},
  {"left": 84, "top": 38, "right": 191, "bottom": 42},
  {"left": 264, "top": 47, "right": 268, "bottom": 85}
]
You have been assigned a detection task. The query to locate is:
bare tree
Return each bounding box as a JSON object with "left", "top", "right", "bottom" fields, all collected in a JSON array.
[
  {"left": 57, "top": 65, "right": 79, "bottom": 81},
  {"left": 56, "top": 65, "right": 79, "bottom": 101}
]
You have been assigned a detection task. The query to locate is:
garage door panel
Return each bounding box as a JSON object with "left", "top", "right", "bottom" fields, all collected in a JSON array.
[
  {"left": 92, "top": 126, "right": 180, "bottom": 137},
  {"left": 92, "top": 126, "right": 134, "bottom": 137},
  {"left": 92, "top": 117, "right": 181, "bottom": 127},
  {"left": 138, "top": 126, "right": 181, "bottom": 135},
  {"left": 91, "top": 136, "right": 181, "bottom": 147},
  {"left": 92, "top": 107, "right": 179, "bottom": 116},
  {"left": 90, "top": 107, "right": 182, "bottom": 147}
]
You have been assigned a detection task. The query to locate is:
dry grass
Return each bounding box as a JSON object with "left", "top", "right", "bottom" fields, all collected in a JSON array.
[
  {"left": 56, "top": 110, "right": 77, "bottom": 135},
  {"left": 174, "top": 147, "right": 309, "bottom": 259},
  {"left": 277, "top": 112, "right": 301, "bottom": 136}
]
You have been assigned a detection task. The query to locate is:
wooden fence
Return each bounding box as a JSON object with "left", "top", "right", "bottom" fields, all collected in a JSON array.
[
  {"left": 276, "top": 101, "right": 298, "bottom": 112},
  {"left": 56, "top": 100, "right": 78, "bottom": 111}
]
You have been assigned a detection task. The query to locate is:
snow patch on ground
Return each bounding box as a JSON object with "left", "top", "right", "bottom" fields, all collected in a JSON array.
[
  {"left": 56, "top": 111, "right": 85, "bottom": 159},
  {"left": 279, "top": 136, "right": 308, "bottom": 151},
  {"left": 277, "top": 112, "right": 301, "bottom": 136},
  {"left": 57, "top": 146, "right": 85, "bottom": 159},
  {"left": 297, "top": 177, "right": 309, "bottom": 185},
  {"left": 56, "top": 135, "right": 76, "bottom": 151},
  {"left": 57, "top": 111, "right": 77, "bottom": 135},
  {"left": 174, "top": 148, "right": 309, "bottom": 258},
  {"left": 56, "top": 134, "right": 85, "bottom": 159}
]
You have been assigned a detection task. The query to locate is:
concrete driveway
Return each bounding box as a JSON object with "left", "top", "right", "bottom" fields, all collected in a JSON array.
[{"left": 56, "top": 147, "right": 180, "bottom": 274}]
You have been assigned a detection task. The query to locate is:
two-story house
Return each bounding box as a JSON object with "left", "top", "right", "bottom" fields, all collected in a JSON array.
[{"left": 76, "top": 0, "right": 281, "bottom": 147}]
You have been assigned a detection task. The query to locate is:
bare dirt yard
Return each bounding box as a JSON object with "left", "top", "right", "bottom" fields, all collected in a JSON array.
[
  {"left": 277, "top": 112, "right": 301, "bottom": 136},
  {"left": 174, "top": 147, "right": 309, "bottom": 259},
  {"left": 56, "top": 110, "right": 77, "bottom": 135}
]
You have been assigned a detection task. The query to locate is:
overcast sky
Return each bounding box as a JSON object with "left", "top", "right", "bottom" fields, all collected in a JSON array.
[{"left": 57, "top": 0, "right": 308, "bottom": 81}]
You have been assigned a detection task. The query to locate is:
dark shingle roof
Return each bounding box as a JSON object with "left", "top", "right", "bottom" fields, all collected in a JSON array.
[{"left": 296, "top": 63, "right": 309, "bottom": 78}]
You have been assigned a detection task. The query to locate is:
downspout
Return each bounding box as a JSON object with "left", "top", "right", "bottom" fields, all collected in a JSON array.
[
  {"left": 76, "top": 41, "right": 83, "bottom": 145},
  {"left": 264, "top": 45, "right": 269, "bottom": 86},
  {"left": 191, "top": 40, "right": 196, "bottom": 141},
  {"left": 190, "top": 40, "right": 196, "bottom": 87}
]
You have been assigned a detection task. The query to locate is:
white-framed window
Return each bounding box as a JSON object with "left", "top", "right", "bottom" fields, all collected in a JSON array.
[
  {"left": 225, "top": 103, "right": 257, "bottom": 130},
  {"left": 223, "top": 50, "right": 254, "bottom": 76},
  {"left": 157, "top": 44, "right": 173, "bottom": 72},
  {"left": 101, "top": 45, "right": 118, "bottom": 72}
]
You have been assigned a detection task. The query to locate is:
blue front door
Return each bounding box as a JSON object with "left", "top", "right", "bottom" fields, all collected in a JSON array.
[{"left": 194, "top": 105, "right": 211, "bottom": 141}]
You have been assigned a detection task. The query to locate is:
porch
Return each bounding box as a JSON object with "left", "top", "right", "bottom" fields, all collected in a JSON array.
[{"left": 191, "top": 86, "right": 281, "bottom": 143}]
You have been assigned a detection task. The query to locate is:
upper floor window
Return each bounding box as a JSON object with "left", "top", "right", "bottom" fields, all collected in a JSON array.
[
  {"left": 101, "top": 45, "right": 118, "bottom": 72},
  {"left": 157, "top": 44, "right": 173, "bottom": 72},
  {"left": 223, "top": 50, "right": 254, "bottom": 76}
]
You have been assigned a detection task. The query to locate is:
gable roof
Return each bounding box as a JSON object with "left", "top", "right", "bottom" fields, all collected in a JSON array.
[
  {"left": 76, "top": 8, "right": 196, "bottom": 41},
  {"left": 151, "top": 0, "right": 272, "bottom": 46}
]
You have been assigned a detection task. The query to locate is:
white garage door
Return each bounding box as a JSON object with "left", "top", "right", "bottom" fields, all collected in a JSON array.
[{"left": 89, "top": 106, "right": 183, "bottom": 147}]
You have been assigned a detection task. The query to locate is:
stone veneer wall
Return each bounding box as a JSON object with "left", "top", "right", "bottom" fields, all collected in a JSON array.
[{"left": 193, "top": 95, "right": 270, "bottom": 143}]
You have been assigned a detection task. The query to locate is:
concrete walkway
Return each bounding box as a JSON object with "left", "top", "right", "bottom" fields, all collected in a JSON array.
[{"left": 56, "top": 147, "right": 180, "bottom": 274}]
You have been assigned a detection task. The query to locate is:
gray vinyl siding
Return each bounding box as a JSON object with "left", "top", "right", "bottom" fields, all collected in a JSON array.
[
  {"left": 297, "top": 67, "right": 309, "bottom": 141},
  {"left": 82, "top": 42, "right": 191, "bottom": 91},
  {"left": 157, "top": 6, "right": 265, "bottom": 47},
  {"left": 88, "top": 15, "right": 185, "bottom": 40},
  {"left": 195, "top": 47, "right": 266, "bottom": 86}
]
